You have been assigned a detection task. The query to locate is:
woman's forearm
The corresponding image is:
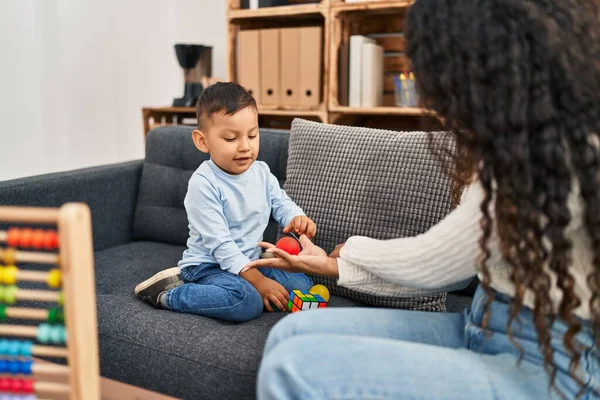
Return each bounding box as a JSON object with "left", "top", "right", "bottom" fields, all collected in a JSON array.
[{"left": 338, "top": 183, "right": 490, "bottom": 290}]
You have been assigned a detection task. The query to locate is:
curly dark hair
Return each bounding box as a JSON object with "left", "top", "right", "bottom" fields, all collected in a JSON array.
[{"left": 406, "top": 0, "right": 600, "bottom": 396}]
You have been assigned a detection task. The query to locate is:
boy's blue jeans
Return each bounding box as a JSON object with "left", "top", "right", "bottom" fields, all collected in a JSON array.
[
  {"left": 258, "top": 285, "right": 600, "bottom": 399},
  {"left": 165, "top": 263, "right": 313, "bottom": 322}
]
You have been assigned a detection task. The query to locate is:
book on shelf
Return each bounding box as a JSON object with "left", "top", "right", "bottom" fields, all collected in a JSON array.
[
  {"left": 348, "top": 35, "right": 384, "bottom": 107},
  {"left": 241, "top": 0, "right": 289, "bottom": 8},
  {"left": 349, "top": 35, "right": 374, "bottom": 107},
  {"left": 361, "top": 41, "right": 384, "bottom": 107}
]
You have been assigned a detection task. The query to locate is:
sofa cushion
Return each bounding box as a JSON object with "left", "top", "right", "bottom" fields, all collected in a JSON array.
[
  {"left": 132, "top": 126, "right": 290, "bottom": 246},
  {"left": 94, "top": 241, "right": 362, "bottom": 399},
  {"left": 283, "top": 119, "right": 456, "bottom": 311}
]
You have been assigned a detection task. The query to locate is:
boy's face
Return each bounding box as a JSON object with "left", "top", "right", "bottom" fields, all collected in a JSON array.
[{"left": 192, "top": 106, "right": 259, "bottom": 175}]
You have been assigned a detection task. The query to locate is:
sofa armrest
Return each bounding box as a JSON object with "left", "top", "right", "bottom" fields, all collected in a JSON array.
[{"left": 0, "top": 161, "right": 143, "bottom": 250}]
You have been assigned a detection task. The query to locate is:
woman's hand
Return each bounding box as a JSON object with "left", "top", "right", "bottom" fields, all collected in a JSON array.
[
  {"left": 243, "top": 235, "right": 339, "bottom": 277},
  {"left": 329, "top": 243, "right": 345, "bottom": 258}
]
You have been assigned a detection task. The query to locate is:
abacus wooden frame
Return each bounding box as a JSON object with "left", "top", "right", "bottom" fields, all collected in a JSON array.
[{"left": 0, "top": 204, "right": 100, "bottom": 400}]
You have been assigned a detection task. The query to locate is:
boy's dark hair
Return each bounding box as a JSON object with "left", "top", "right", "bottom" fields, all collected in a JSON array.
[{"left": 195, "top": 82, "right": 257, "bottom": 131}]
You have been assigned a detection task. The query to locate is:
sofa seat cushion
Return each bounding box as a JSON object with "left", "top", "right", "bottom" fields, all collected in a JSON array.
[{"left": 94, "top": 241, "right": 362, "bottom": 399}]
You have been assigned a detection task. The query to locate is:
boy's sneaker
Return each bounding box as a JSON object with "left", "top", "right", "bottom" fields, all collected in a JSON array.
[{"left": 134, "top": 267, "right": 183, "bottom": 308}]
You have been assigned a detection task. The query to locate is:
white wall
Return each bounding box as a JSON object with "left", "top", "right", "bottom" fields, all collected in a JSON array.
[{"left": 0, "top": 0, "right": 226, "bottom": 181}]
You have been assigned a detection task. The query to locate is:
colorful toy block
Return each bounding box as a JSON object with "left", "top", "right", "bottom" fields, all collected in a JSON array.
[{"left": 288, "top": 290, "right": 328, "bottom": 312}]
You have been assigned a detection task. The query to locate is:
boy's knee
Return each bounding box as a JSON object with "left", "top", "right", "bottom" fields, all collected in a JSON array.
[
  {"left": 289, "top": 273, "right": 313, "bottom": 292},
  {"left": 298, "top": 275, "right": 314, "bottom": 291},
  {"left": 228, "top": 287, "right": 263, "bottom": 322}
]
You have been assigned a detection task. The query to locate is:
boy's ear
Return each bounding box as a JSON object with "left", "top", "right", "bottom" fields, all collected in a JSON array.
[{"left": 192, "top": 130, "right": 209, "bottom": 154}]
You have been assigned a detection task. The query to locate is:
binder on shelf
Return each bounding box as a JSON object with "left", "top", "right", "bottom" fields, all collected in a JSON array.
[
  {"left": 299, "top": 26, "right": 322, "bottom": 108},
  {"left": 280, "top": 28, "right": 301, "bottom": 107},
  {"left": 259, "top": 29, "right": 281, "bottom": 107},
  {"left": 237, "top": 30, "right": 261, "bottom": 104},
  {"left": 349, "top": 35, "right": 375, "bottom": 107},
  {"left": 361, "top": 41, "right": 384, "bottom": 107}
]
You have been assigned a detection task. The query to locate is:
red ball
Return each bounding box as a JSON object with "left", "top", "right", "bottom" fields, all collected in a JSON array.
[{"left": 276, "top": 237, "right": 301, "bottom": 256}]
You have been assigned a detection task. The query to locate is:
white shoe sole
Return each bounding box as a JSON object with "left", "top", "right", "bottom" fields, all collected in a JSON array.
[{"left": 134, "top": 266, "right": 181, "bottom": 295}]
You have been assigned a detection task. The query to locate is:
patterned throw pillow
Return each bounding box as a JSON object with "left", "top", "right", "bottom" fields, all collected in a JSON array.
[{"left": 283, "top": 119, "right": 456, "bottom": 311}]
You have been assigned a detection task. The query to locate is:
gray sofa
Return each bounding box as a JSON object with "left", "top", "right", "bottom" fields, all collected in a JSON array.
[{"left": 0, "top": 123, "right": 475, "bottom": 399}]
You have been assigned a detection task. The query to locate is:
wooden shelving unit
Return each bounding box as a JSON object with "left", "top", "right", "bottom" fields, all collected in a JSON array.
[
  {"left": 141, "top": 106, "right": 327, "bottom": 136},
  {"left": 141, "top": 1, "right": 439, "bottom": 136},
  {"left": 227, "top": 3, "right": 327, "bottom": 20},
  {"left": 225, "top": 0, "right": 437, "bottom": 130},
  {"left": 329, "top": 105, "right": 430, "bottom": 116}
]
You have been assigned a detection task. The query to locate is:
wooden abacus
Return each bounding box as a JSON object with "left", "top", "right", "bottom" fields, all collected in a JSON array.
[{"left": 0, "top": 204, "right": 99, "bottom": 400}]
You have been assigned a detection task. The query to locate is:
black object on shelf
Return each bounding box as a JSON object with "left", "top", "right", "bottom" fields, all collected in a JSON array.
[
  {"left": 241, "top": 0, "right": 290, "bottom": 8},
  {"left": 173, "top": 44, "right": 212, "bottom": 107}
]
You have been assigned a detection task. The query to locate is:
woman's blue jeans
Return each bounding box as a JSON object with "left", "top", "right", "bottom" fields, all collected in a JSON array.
[{"left": 258, "top": 285, "right": 599, "bottom": 399}]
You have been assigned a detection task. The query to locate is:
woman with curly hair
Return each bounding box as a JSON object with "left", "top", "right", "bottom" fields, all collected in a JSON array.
[{"left": 246, "top": 0, "right": 600, "bottom": 398}]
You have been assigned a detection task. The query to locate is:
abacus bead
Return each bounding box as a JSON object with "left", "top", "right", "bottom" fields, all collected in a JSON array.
[
  {"left": 0, "top": 340, "right": 13, "bottom": 356},
  {"left": 47, "top": 308, "right": 56, "bottom": 323},
  {"left": 3, "top": 266, "right": 17, "bottom": 286},
  {"left": 56, "top": 308, "right": 64, "bottom": 324},
  {"left": 47, "top": 231, "right": 59, "bottom": 249},
  {"left": 6, "top": 228, "right": 19, "bottom": 247},
  {"left": 10, "top": 378, "right": 22, "bottom": 392},
  {"left": 2, "top": 249, "right": 16, "bottom": 267},
  {"left": 8, "top": 361, "right": 19, "bottom": 375},
  {"left": 19, "top": 341, "right": 32, "bottom": 357},
  {"left": 49, "top": 325, "right": 59, "bottom": 344},
  {"left": 21, "top": 361, "right": 32, "bottom": 375},
  {"left": 0, "top": 378, "right": 10, "bottom": 391},
  {"left": 0, "top": 305, "right": 6, "bottom": 322},
  {"left": 42, "top": 231, "right": 53, "bottom": 249},
  {"left": 20, "top": 229, "right": 33, "bottom": 248},
  {"left": 7, "top": 340, "right": 19, "bottom": 357},
  {"left": 57, "top": 291, "right": 64, "bottom": 306},
  {"left": 47, "top": 269, "right": 61, "bottom": 289},
  {"left": 54, "top": 325, "right": 66, "bottom": 344},
  {"left": 21, "top": 380, "right": 33, "bottom": 394},
  {"left": 0, "top": 360, "right": 8, "bottom": 373},
  {"left": 31, "top": 229, "right": 44, "bottom": 249},
  {"left": 37, "top": 324, "right": 50, "bottom": 344},
  {"left": 4, "top": 286, "right": 17, "bottom": 305}
]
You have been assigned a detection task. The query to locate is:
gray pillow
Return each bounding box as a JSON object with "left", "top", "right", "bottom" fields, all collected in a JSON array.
[{"left": 283, "top": 119, "right": 456, "bottom": 311}]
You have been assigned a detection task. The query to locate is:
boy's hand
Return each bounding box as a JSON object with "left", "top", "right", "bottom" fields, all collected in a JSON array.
[
  {"left": 283, "top": 216, "right": 317, "bottom": 239},
  {"left": 254, "top": 276, "right": 289, "bottom": 312}
]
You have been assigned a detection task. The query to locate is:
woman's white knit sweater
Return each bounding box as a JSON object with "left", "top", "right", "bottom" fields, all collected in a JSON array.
[{"left": 338, "top": 181, "right": 594, "bottom": 319}]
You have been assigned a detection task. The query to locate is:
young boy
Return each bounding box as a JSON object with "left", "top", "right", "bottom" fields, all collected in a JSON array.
[{"left": 134, "top": 82, "right": 315, "bottom": 322}]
